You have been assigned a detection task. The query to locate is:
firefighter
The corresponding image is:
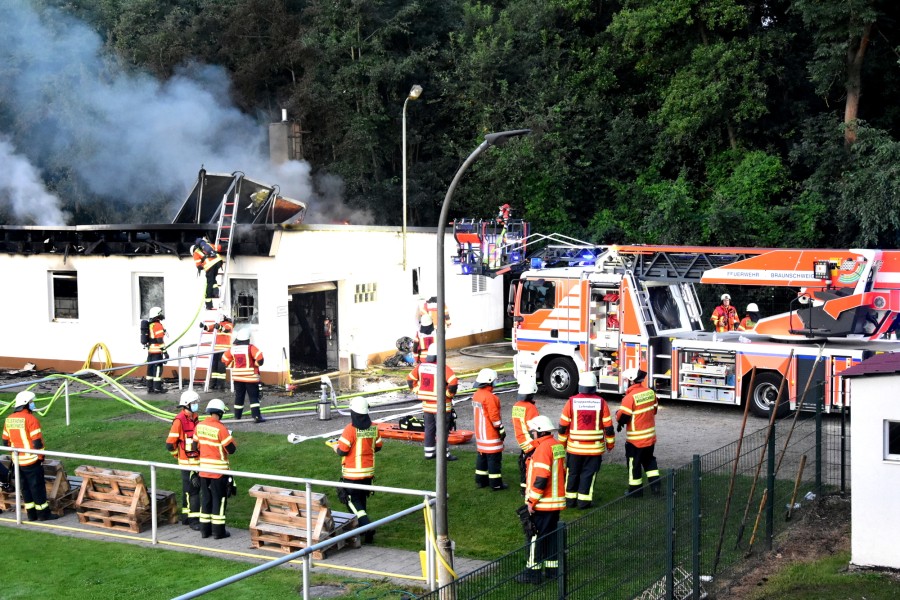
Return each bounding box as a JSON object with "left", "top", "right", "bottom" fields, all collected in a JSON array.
[
  {"left": 166, "top": 390, "right": 202, "bottom": 529},
  {"left": 739, "top": 303, "right": 760, "bottom": 332},
  {"left": 415, "top": 296, "right": 451, "bottom": 330},
  {"left": 615, "top": 368, "right": 661, "bottom": 498},
  {"left": 192, "top": 237, "right": 223, "bottom": 310},
  {"left": 197, "top": 398, "right": 236, "bottom": 539},
  {"left": 413, "top": 314, "right": 435, "bottom": 364},
  {"left": 200, "top": 313, "right": 233, "bottom": 389},
  {"left": 558, "top": 371, "right": 615, "bottom": 509},
  {"left": 222, "top": 328, "right": 265, "bottom": 422},
  {"left": 1, "top": 391, "right": 59, "bottom": 521},
  {"left": 407, "top": 343, "right": 459, "bottom": 461},
  {"left": 334, "top": 397, "right": 383, "bottom": 543},
  {"left": 711, "top": 293, "right": 740, "bottom": 332},
  {"left": 511, "top": 378, "right": 540, "bottom": 496},
  {"left": 472, "top": 368, "right": 508, "bottom": 491},
  {"left": 516, "top": 415, "right": 566, "bottom": 585},
  {"left": 146, "top": 306, "right": 168, "bottom": 394}
]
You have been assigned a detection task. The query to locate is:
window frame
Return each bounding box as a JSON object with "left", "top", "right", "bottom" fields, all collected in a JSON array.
[
  {"left": 49, "top": 271, "right": 79, "bottom": 322},
  {"left": 134, "top": 273, "right": 165, "bottom": 323},
  {"left": 885, "top": 419, "right": 900, "bottom": 462}
]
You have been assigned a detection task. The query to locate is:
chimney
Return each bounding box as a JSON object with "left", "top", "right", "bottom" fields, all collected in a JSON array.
[{"left": 269, "top": 109, "right": 290, "bottom": 165}]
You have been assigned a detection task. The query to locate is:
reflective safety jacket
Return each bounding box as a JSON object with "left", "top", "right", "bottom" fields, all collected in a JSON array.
[
  {"left": 192, "top": 243, "right": 223, "bottom": 271},
  {"left": 407, "top": 362, "right": 458, "bottom": 413},
  {"left": 418, "top": 297, "right": 451, "bottom": 329},
  {"left": 414, "top": 328, "right": 435, "bottom": 364},
  {"left": 712, "top": 304, "right": 739, "bottom": 332},
  {"left": 222, "top": 343, "right": 264, "bottom": 382},
  {"left": 148, "top": 320, "right": 166, "bottom": 355},
  {"left": 337, "top": 424, "right": 383, "bottom": 480},
  {"left": 525, "top": 435, "right": 567, "bottom": 511},
  {"left": 166, "top": 410, "right": 201, "bottom": 466},
  {"left": 472, "top": 387, "right": 503, "bottom": 454},
  {"left": 2, "top": 409, "right": 44, "bottom": 466},
  {"left": 615, "top": 383, "right": 658, "bottom": 448},
  {"left": 738, "top": 316, "right": 756, "bottom": 331},
  {"left": 511, "top": 401, "right": 540, "bottom": 453},
  {"left": 198, "top": 418, "right": 235, "bottom": 478},
  {"left": 214, "top": 320, "right": 234, "bottom": 351},
  {"left": 558, "top": 393, "right": 615, "bottom": 455}
]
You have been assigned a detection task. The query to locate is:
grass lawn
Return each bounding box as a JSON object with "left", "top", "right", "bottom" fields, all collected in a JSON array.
[{"left": 747, "top": 552, "right": 900, "bottom": 600}]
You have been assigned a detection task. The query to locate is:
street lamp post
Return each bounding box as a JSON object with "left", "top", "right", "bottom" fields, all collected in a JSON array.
[
  {"left": 434, "top": 129, "right": 531, "bottom": 590},
  {"left": 402, "top": 84, "right": 423, "bottom": 271}
]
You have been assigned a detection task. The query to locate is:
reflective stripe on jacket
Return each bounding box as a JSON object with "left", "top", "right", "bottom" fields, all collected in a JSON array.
[
  {"left": 198, "top": 420, "right": 234, "bottom": 478},
  {"left": 616, "top": 383, "right": 658, "bottom": 447},
  {"left": 337, "top": 424, "right": 383, "bottom": 479},
  {"left": 558, "top": 393, "right": 615, "bottom": 455},
  {"left": 472, "top": 387, "right": 503, "bottom": 454},
  {"left": 408, "top": 363, "right": 457, "bottom": 413},
  {"left": 526, "top": 435, "right": 567, "bottom": 511},
  {"left": 148, "top": 321, "right": 166, "bottom": 354},
  {"left": 511, "top": 401, "right": 540, "bottom": 453},
  {"left": 2, "top": 410, "right": 43, "bottom": 466},
  {"left": 222, "top": 344, "right": 264, "bottom": 382},
  {"left": 167, "top": 411, "right": 201, "bottom": 466}
]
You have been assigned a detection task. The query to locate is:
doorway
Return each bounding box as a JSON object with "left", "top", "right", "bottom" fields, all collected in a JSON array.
[{"left": 288, "top": 282, "right": 339, "bottom": 374}]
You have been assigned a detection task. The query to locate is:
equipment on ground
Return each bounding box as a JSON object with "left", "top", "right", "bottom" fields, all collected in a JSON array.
[
  {"left": 515, "top": 504, "right": 536, "bottom": 538},
  {"left": 375, "top": 422, "right": 473, "bottom": 445}
]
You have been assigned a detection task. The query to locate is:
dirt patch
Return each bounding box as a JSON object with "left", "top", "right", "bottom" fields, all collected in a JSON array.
[{"left": 708, "top": 493, "right": 851, "bottom": 599}]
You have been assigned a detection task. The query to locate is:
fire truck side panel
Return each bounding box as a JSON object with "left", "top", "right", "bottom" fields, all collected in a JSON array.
[{"left": 620, "top": 276, "right": 643, "bottom": 336}]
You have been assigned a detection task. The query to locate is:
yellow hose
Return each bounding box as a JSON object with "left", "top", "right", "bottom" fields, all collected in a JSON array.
[
  {"left": 423, "top": 503, "right": 457, "bottom": 579},
  {"left": 82, "top": 343, "right": 113, "bottom": 371}
]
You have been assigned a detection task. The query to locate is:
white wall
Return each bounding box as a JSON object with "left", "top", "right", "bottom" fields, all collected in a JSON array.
[
  {"left": 0, "top": 226, "right": 504, "bottom": 378},
  {"left": 850, "top": 375, "right": 900, "bottom": 569}
]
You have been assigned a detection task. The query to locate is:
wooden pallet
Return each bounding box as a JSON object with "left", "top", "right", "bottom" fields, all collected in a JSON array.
[
  {"left": 0, "top": 458, "right": 82, "bottom": 516},
  {"left": 73, "top": 466, "right": 176, "bottom": 533},
  {"left": 248, "top": 484, "right": 361, "bottom": 559}
]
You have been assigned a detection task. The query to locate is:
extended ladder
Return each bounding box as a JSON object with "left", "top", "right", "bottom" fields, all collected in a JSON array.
[{"left": 190, "top": 312, "right": 219, "bottom": 391}]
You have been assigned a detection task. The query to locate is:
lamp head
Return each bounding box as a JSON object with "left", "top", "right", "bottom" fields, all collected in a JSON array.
[{"left": 408, "top": 84, "right": 423, "bottom": 100}]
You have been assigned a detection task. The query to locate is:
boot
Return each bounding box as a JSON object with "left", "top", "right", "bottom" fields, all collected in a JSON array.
[
  {"left": 491, "top": 482, "right": 509, "bottom": 491},
  {"left": 189, "top": 519, "right": 202, "bottom": 531},
  {"left": 233, "top": 408, "right": 243, "bottom": 420},
  {"left": 146, "top": 379, "right": 159, "bottom": 394},
  {"left": 577, "top": 500, "right": 592, "bottom": 509},
  {"left": 213, "top": 524, "right": 231, "bottom": 539},
  {"left": 155, "top": 380, "right": 167, "bottom": 394},
  {"left": 26, "top": 508, "right": 38, "bottom": 521},
  {"left": 363, "top": 530, "right": 375, "bottom": 544},
  {"left": 200, "top": 522, "right": 212, "bottom": 539},
  {"left": 543, "top": 567, "right": 558, "bottom": 581},
  {"left": 650, "top": 480, "right": 662, "bottom": 496},
  {"left": 38, "top": 508, "right": 59, "bottom": 521},
  {"left": 565, "top": 498, "right": 577, "bottom": 509},
  {"left": 515, "top": 569, "right": 542, "bottom": 584},
  {"left": 251, "top": 407, "right": 266, "bottom": 423}
]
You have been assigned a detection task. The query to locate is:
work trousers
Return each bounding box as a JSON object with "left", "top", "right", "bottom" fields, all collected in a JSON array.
[
  {"left": 204, "top": 264, "right": 221, "bottom": 308},
  {"left": 565, "top": 453, "right": 602, "bottom": 505},
  {"left": 423, "top": 412, "right": 451, "bottom": 459},
  {"left": 518, "top": 451, "right": 530, "bottom": 495},
  {"left": 210, "top": 351, "right": 227, "bottom": 385},
  {"left": 19, "top": 462, "right": 50, "bottom": 512},
  {"left": 475, "top": 452, "right": 504, "bottom": 488},
  {"left": 625, "top": 442, "right": 661, "bottom": 496},
  {"left": 341, "top": 476, "right": 375, "bottom": 542},
  {"left": 199, "top": 476, "right": 228, "bottom": 526},
  {"left": 525, "top": 510, "right": 561, "bottom": 573},
  {"left": 233, "top": 381, "right": 261, "bottom": 419},
  {"left": 180, "top": 468, "right": 200, "bottom": 522},
  {"left": 146, "top": 351, "right": 164, "bottom": 382}
]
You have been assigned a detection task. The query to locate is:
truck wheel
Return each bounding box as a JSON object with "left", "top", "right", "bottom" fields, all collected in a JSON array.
[
  {"left": 542, "top": 358, "right": 578, "bottom": 399},
  {"left": 748, "top": 373, "right": 791, "bottom": 419}
]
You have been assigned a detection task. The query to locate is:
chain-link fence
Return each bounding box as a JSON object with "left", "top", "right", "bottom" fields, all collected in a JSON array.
[{"left": 419, "top": 393, "right": 850, "bottom": 600}]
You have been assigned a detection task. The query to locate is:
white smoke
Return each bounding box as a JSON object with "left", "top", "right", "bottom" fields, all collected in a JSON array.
[
  {"left": 0, "top": 1, "right": 369, "bottom": 224},
  {"left": 0, "top": 136, "right": 68, "bottom": 225}
]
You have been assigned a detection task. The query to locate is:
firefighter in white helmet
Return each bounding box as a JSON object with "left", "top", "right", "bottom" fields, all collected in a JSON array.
[
  {"left": 739, "top": 303, "right": 760, "bottom": 331},
  {"left": 510, "top": 376, "right": 540, "bottom": 496},
  {"left": 334, "top": 397, "right": 383, "bottom": 543},
  {"left": 1, "top": 391, "right": 59, "bottom": 521},
  {"left": 414, "top": 314, "right": 435, "bottom": 364},
  {"left": 711, "top": 293, "right": 740, "bottom": 332},
  {"left": 145, "top": 306, "right": 168, "bottom": 394},
  {"left": 407, "top": 343, "right": 459, "bottom": 461},
  {"left": 197, "top": 398, "right": 236, "bottom": 540},
  {"left": 472, "top": 368, "right": 508, "bottom": 490},
  {"left": 557, "top": 371, "right": 615, "bottom": 509},
  {"left": 166, "top": 390, "right": 202, "bottom": 529}
]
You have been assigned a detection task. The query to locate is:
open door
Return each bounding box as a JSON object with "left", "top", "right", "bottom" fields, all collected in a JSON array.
[{"left": 288, "top": 282, "right": 339, "bottom": 373}]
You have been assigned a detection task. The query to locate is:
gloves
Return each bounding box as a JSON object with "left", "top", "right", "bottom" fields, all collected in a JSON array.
[
  {"left": 616, "top": 422, "right": 624, "bottom": 432},
  {"left": 498, "top": 425, "right": 507, "bottom": 441},
  {"left": 199, "top": 322, "right": 206, "bottom": 329},
  {"left": 197, "top": 266, "right": 202, "bottom": 275}
]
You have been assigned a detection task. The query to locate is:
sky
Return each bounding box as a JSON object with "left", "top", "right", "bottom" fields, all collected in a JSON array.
[{"left": 0, "top": 1, "right": 370, "bottom": 225}]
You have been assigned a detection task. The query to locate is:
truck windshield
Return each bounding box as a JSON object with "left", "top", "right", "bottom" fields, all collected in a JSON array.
[{"left": 520, "top": 280, "right": 555, "bottom": 314}]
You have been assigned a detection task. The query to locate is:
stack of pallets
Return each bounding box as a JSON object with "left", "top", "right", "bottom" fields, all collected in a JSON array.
[
  {"left": 73, "top": 466, "right": 178, "bottom": 533},
  {"left": 0, "top": 458, "right": 81, "bottom": 516},
  {"left": 248, "top": 484, "right": 361, "bottom": 559}
]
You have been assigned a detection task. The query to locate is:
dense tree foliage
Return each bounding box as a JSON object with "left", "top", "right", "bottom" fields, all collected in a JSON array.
[{"left": 9, "top": 0, "right": 900, "bottom": 248}]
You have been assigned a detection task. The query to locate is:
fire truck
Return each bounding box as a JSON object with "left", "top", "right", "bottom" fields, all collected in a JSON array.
[{"left": 453, "top": 227, "right": 900, "bottom": 417}]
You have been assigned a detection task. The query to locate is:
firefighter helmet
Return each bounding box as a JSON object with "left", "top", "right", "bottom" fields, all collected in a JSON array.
[
  {"left": 517, "top": 380, "right": 537, "bottom": 397},
  {"left": 578, "top": 371, "right": 597, "bottom": 388},
  {"left": 350, "top": 397, "right": 369, "bottom": 415},
  {"left": 179, "top": 390, "right": 200, "bottom": 408},
  {"left": 420, "top": 313, "right": 433, "bottom": 327},
  {"left": 217, "top": 313, "right": 228, "bottom": 323},
  {"left": 528, "top": 415, "right": 555, "bottom": 434},
  {"left": 235, "top": 328, "right": 251, "bottom": 342},
  {"left": 746, "top": 303, "right": 759, "bottom": 313},
  {"left": 206, "top": 398, "right": 228, "bottom": 414},
  {"left": 475, "top": 368, "right": 498, "bottom": 386},
  {"left": 14, "top": 390, "right": 36, "bottom": 409},
  {"left": 623, "top": 368, "right": 647, "bottom": 383},
  {"left": 721, "top": 293, "right": 731, "bottom": 301},
  {"left": 149, "top": 306, "right": 163, "bottom": 319},
  {"left": 426, "top": 343, "right": 438, "bottom": 357}
]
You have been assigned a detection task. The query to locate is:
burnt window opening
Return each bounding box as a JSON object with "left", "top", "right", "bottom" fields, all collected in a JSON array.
[
  {"left": 138, "top": 275, "right": 165, "bottom": 320},
  {"left": 412, "top": 267, "right": 420, "bottom": 296},
  {"left": 231, "top": 279, "right": 259, "bottom": 324},
  {"left": 51, "top": 272, "right": 79, "bottom": 320},
  {"left": 887, "top": 421, "right": 900, "bottom": 460}
]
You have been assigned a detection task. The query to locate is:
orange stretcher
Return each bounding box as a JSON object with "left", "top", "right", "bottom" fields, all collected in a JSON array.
[{"left": 376, "top": 422, "right": 474, "bottom": 445}]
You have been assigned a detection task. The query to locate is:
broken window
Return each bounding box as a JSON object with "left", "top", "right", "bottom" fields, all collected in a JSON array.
[
  {"left": 137, "top": 275, "right": 165, "bottom": 320},
  {"left": 886, "top": 421, "right": 900, "bottom": 461},
  {"left": 50, "top": 271, "right": 79, "bottom": 320},
  {"left": 230, "top": 278, "right": 259, "bottom": 324}
]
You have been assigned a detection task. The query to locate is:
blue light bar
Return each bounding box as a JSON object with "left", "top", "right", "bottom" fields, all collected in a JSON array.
[{"left": 530, "top": 257, "right": 543, "bottom": 269}]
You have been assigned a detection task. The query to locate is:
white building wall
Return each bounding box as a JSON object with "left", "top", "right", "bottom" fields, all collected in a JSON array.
[
  {"left": 850, "top": 375, "right": 900, "bottom": 570},
  {"left": 0, "top": 227, "right": 504, "bottom": 380}
]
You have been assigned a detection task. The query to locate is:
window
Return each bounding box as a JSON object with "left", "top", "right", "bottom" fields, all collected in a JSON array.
[
  {"left": 471, "top": 275, "right": 488, "bottom": 294},
  {"left": 137, "top": 275, "right": 165, "bottom": 320},
  {"left": 50, "top": 272, "right": 78, "bottom": 320},
  {"left": 230, "top": 279, "right": 259, "bottom": 324},
  {"left": 355, "top": 283, "right": 377, "bottom": 303},
  {"left": 885, "top": 421, "right": 900, "bottom": 461},
  {"left": 412, "top": 267, "right": 420, "bottom": 295},
  {"left": 520, "top": 279, "right": 555, "bottom": 314}
]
